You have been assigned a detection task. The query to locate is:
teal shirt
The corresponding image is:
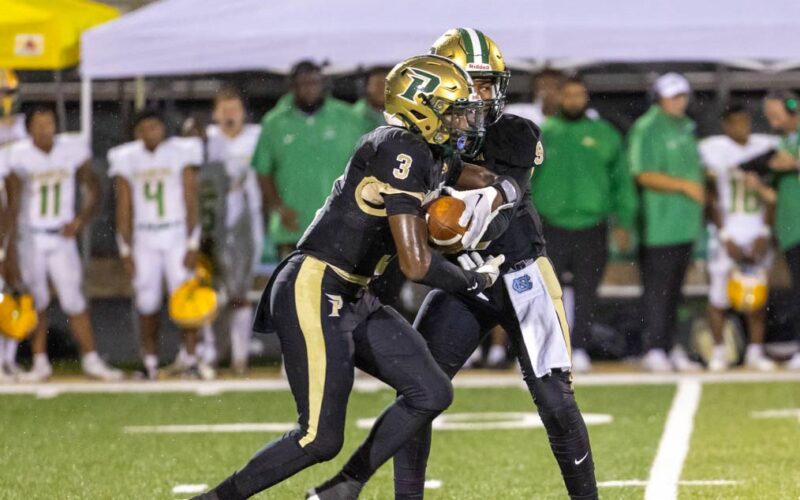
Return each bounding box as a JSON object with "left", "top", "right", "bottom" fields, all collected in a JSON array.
[
  {"left": 775, "top": 124, "right": 800, "bottom": 250},
  {"left": 352, "top": 98, "right": 385, "bottom": 135},
  {"left": 251, "top": 95, "right": 364, "bottom": 244},
  {"left": 628, "top": 105, "right": 703, "bottom": 247},
  {"left": 532, "top": 115, "right": 637, "bottom": 230}
]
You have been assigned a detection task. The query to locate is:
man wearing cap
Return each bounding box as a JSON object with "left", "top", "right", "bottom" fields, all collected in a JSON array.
[
  {"left": 763, "top": 90, "right": 800, "bottom": 369},
  {"left": 628, "top": 72, "right": 704, "bottom": 372}
]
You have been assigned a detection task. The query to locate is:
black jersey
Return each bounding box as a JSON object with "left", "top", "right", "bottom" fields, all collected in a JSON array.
[
  {"left": 298, "top": 126, "right": 459, "bottom": 280},
  {"left": 476, "top": 113, "right": 547, "bottom": 267}
]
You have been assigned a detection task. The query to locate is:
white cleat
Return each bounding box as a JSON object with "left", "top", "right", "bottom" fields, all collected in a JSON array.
[
  {"left": 642, "top": 349, "right": 673, "bottom": 373},
  {"left": 784, "top": 352, "right": 800, "bottom": 370},
  {"left": 744, "top": 352, "right": 776, "bottom": 372},
  {"left": 707, "top": 345, "right": 728, "bottom": 372},
  {"left": 2, "top": 361, "right": 23, "bottom": 377},
  {"left": 571, "top": 349, "right": 593, "bottom": 374},
  {"left": 197, "top": 362, "right": 217, "bottom": 381},
  {"left": 82, "top": 357, "right": 124, "bottom": 381},
  {"left": 18, "top": 362, "right": 53, "bottom": 383},
  {"left": 670, "top": 346, "right": 703, "bottom": 373}
]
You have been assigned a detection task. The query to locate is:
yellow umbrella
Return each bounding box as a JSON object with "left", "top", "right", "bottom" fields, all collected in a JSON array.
[{"left": 0, "top": 0, "right": 118, "bottom": 70}]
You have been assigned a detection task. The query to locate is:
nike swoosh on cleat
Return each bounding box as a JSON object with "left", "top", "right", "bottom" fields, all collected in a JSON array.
[{"left": 574, "top": 451, "right": 590, "bottom": 465}]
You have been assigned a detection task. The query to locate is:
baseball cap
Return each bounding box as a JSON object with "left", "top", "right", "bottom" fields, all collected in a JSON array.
[{"left": 654, "top": 72, "right": 690, "bottom": 99}]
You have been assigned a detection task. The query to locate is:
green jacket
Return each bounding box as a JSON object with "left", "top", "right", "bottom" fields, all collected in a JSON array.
[
  {"left": 251, "top": 95, "right": 364, "bottom": 244},
  {"left": 532, "top": 115, "right": 637, "bottom": 230},
  {"left": 775, "top": 123, "right": 800, "bottom": 250},
  {"left": 352, "top": 98, "right": 385, "bottom": 134},
  {"left": 627, "top": 105, "right": 703, "bottom": 247}
]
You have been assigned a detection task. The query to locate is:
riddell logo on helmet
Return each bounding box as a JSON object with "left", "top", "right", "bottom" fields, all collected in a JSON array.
[{"left": 466, "top": 62, "right": 492, "bottom": 71}]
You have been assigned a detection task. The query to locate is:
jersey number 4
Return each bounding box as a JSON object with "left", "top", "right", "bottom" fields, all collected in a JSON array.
[
  {"left": 144, "top": 180, "right": 165, "bottom": 217},
  {"left": 393, "top": 154, "right": 412, "bottom": 180}
]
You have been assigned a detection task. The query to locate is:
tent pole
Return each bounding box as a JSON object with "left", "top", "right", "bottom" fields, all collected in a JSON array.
[
  {"left": 55, "top": 70, "right": 67, "bottom": 132},
  {"left": 80, "top": 76, "right": 93, "bottom": 143},
  {"left": 134, "top": 76, "right": 146, "bottom": 110}
]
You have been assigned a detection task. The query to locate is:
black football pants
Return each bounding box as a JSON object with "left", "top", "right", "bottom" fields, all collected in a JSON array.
[{"left": 639, "top": 243, "right": 693, "bottom": 352}]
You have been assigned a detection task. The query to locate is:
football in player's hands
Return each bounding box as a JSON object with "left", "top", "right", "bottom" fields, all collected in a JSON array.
[{"left": 426, "top": 195, "right": 466, "bottom": 253}]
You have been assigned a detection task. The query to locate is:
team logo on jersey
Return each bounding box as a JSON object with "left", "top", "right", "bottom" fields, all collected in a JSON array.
[
  {"left": 581, "top": 136, "right": 597, "bottom": 147},
  {"left": 399, "top": 68, "right": 442, "bottom": 103},
  {"left": 326, "top": 294, "right": 344, "bottom": 317},
  {"left": 534, "top": 141, "right": 544, "bottom": 166},
  {"left": 512, "top": 275, "right": 533, "bottom": 293}
]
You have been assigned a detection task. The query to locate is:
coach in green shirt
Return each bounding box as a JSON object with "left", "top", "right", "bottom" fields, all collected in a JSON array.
[
  {"left": 252, "top": 61, "right": 364, "bottom": 255},
  {"left": 627, "top": 72, "right": 704, "bottom": 373},
  {"left": 763, "top": 91, "right": 800, "bottom": 369},
  {"left": 532, "top": 76, "right": 637, "bottom": 373}
]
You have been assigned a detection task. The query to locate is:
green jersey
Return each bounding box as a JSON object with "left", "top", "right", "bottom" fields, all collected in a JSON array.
[
  {"left": 352, "top": 98, "right": 384, "bottom": 135},
  {"left": 532, "top": 115, "right": 637, "bottom": 230},
  {"left": 628, "top": 105, "right": 703, "bottom": 247},
  {"left": 775, "top": 123, "right": 800, "bottom": 250},
  {"left": 251, "top": 95, "right": 365, "bottom": 244}
]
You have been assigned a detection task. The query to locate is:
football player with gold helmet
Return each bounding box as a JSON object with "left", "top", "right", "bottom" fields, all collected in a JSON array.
[
  {"left": 194, "top": 54, "right": 524, "bottom": 500},
  {"left": 312, "top": 29, "right": 598, "bottom": 500}
]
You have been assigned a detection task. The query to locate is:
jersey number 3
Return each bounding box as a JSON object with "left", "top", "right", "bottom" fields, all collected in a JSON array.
[{"left": 393, "top": 154, "right": 412, "bottom": 180}]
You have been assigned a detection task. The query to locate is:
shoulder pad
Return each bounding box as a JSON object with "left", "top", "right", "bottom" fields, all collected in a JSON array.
[{"left": 484, "top": 114, "right": 542, "bottom": 168}]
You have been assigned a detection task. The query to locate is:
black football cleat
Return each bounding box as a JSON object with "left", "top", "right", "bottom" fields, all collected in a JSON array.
[{"left": 306, "top": 473, "right": 363, "bottom": 499}]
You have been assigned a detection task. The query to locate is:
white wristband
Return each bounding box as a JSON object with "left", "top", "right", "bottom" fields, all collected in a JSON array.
[
  {"left": 116, "top": 233, "right": 132, "bottom": 258},
  {"left": 187, "top": 225, "right": 201, "bottom": 251}
]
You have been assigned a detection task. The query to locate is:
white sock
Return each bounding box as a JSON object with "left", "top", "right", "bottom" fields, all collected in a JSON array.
[
  {"left": 4, "top": 339, "right": 18, "bottom": 365},
  {"left": 144, "top": 354, "right": 158, "bottom": 372},
  {"left": 713, "top": 344, "right": 726, "bottom": 358},
  {"left": 82, "top": 351, "right": 100, "bottom": 366},
  {"left": 746, "top": 343, "right": 764, "bottom": 357},
  {"left": 231, "top": 306, "right": 253, "bottom": 364},
  {"left": 33, "top": 353, "right": 50, "bottom": 369},
  {"left": 200, "top": 324, "right": 216, "bottom": 365}
]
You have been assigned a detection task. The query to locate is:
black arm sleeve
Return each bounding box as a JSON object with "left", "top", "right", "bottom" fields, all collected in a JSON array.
[{"left": 418, "top": 251, "right": 488, "bottom": 294}]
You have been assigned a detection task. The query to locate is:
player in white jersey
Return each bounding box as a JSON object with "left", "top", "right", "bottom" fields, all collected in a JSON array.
[
  {"left": 110, "top": 110, "right": 203, "bottom": 380},
  {"left": 0, "top": 69, "right": 27, "bottom": 378},
  {"left": 700, "top": 105, "right": 778, "bottom": 371},
  {"left": 205, "top": 88, "right": 263, "bottom": 375},
  {"left": 4, "top": 107, "right": 122, "bottom": 382}
]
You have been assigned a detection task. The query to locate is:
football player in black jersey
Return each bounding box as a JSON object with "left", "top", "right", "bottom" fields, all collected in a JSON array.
[
  {"left": 311, "top": 30, "right": 598, "bottom": 500},
  {"left": 194, "top": 54, "right": 526, "bottom": 500}
]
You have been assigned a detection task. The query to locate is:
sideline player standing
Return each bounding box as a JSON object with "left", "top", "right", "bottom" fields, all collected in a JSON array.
[
  {"left": 109, "top": 110, "right": 204, "bottom": 380},
  {"left": 4, "top": 106, "right": 122, "bottom": 382},
  {"left": 0, "top": 69, "right": 27, "bottom": 378},
  {"left": 195, "top": 54, "right": 520, "bottom": 500},
  {"left": 312, "top": 29, "right": 597, "bottom": 500},
  {"left": 700, "top": 105, "right": 777, "bottom": 371},
  {"left": 206, "top": 88, "right": 263, "bottom": 375}
]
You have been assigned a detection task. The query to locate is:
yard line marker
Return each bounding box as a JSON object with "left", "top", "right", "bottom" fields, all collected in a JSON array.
[
  {"left": 172, "top": 484, "right": 208, "bottom": 494},
  {"left": 751, "top": 408, "right": 800, "bottom": 422},
  {"left": 424, "top": 479, "right": 443, "bottom": 490},
  {"left": 2, "top": 371, "right": 799, "bottom": 396},
  {"left": 645, "top": 379, "right": 702, "bottom": 500},
  {"left": 124, "top": 422, "right": 296, "bottom": 434}
]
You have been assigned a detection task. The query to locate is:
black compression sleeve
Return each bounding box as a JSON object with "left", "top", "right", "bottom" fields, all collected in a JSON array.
[{"left": 419, "top": 251, "right": 487, "bottom": 294}]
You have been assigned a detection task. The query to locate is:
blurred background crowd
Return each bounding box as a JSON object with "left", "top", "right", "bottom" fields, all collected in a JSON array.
[{"left": 2, "top": 0, "right": 800, "bottom": 381}]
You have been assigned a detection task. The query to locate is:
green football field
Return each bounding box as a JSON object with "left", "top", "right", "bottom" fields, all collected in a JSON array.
[{"left": 1, "top": 374, "right": 799, "bottom": 499}]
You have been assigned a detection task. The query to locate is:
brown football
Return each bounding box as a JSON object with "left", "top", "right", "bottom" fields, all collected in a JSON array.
[{"left": 426, "top": 196, "right": 466, "bottom": 250}]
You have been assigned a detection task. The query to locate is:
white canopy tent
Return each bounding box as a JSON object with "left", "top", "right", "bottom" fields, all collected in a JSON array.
[{"left": 79, "top": 0, "right": 800, "bottom": 134}]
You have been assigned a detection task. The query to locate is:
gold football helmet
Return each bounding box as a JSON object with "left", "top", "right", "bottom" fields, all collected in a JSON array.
[
  {"left": 0, "top": 290, "right": 37, "bottom": 341},
  {"left": 0, "top": 69, "right": 20, "bottom": 118},
  {"left": 169, "top": 267, "right": 218, "bottom": 328},
  {"left": 727, "top": 265, "right": 768, "bottom": 313},
  {"left": 384, "top": 54, "right": 485, "bottom": 157},
  {"left": 430, "top": 28, "right": 510, "bottom": 124}
]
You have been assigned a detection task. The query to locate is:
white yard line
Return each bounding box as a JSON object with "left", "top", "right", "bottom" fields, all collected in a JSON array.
[
  {"left": 1, "top": 371, "right": 798, "bottom": 396},
  {"left": 172, "top": 484, "right": 208, "bottom": 494},
  {"left": 644, "top": 379, "right": 702, "bottom": 500}
]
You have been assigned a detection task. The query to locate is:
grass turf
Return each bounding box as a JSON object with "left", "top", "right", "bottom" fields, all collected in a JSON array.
[{"left": 0, "top": 382, "right": 795, "bottom": 499}]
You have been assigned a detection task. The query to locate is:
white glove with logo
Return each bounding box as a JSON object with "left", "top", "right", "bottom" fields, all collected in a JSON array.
[
  {"left": 457, "top": 252, "right": 505, "bottom": 289},
  {"left": 444, "top": 186, "right": 512, "bottom": 250}
]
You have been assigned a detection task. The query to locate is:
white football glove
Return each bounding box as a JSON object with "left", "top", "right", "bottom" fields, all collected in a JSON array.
[
  {"left": 457, "top": 252, "right": 505, "bottom": 289},
  {"left": 443, "top": 186, "right": 512, "bottom": 250}
]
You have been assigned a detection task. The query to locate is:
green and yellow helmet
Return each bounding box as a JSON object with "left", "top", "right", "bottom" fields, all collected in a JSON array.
[
  {"left": 0, "top": 69, "right": 20, "bottom": 119},
  {"left": 430, "top": 28, "right": 510, "bottom": 124},
  {"left": 385, "top": 54, "right": 485, "bottom": 157}
]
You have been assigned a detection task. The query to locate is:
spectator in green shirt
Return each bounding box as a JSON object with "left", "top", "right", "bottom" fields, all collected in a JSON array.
[
  {"left": 352, "top": 66, "right": 388, "bottom": 134},
  {"left": 628, "top": 72, "right": 704, "bottom": 373},
  {"left": 251, "top": 60, "right": 365, "bottom": 257},
  {"left": 532, "top": 76, "right": 637, "bottom": 373},
  {"left": 763, "top": 91, "right": 800, "bottom": 370}
]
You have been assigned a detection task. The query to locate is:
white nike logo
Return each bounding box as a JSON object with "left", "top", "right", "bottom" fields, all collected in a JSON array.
[{"left": 574, "top": 451, "right": 590, "bottom": 465}]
